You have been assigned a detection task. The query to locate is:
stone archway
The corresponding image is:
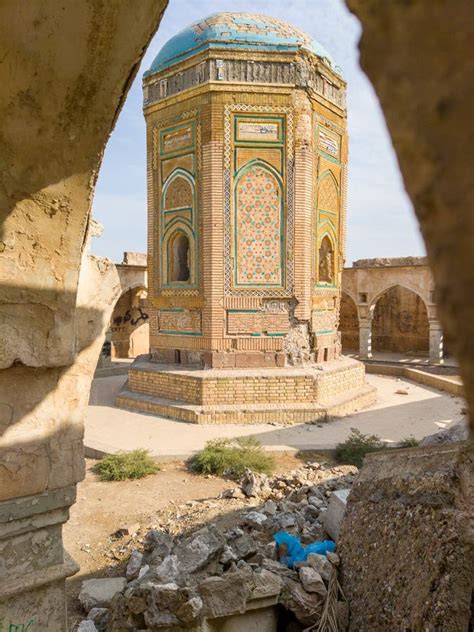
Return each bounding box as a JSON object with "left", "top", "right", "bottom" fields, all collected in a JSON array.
[
  {"left": 108, "top": 285, "right": 149, "bottom": 360},
  {"left": 371, "top": 285, "right": 429, "bottom": 354}
]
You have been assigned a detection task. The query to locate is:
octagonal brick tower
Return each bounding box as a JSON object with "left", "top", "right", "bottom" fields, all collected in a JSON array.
[{"left": 118, "top": 12, "right": 375, "bottom": 423}]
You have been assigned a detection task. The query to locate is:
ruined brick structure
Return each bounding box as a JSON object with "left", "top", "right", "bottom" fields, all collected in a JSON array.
[
  {"left": 341, "top": 257, "right": 444, "bottom": 363},
  {"left": 118, "top": 12, "right": 375, "bottom": 423}
]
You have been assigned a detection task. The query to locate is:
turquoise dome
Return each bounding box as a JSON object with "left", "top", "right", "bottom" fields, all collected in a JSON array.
[{"left": 145, "top": 12, "right": 339, "bottom": 76}]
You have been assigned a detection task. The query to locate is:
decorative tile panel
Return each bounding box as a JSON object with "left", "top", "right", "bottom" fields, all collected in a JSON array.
[
  {"left": 224, "top": 104, "right": 294, "bottom": 297},
  {"left": 235, "top": 166, "right": 283, "bottom": 286},
  {"left": 159, "top": 308, "right": 202, "bottom": 334},
  {"left": 227, "top": 310, "right": 289, "bottom": 335}
]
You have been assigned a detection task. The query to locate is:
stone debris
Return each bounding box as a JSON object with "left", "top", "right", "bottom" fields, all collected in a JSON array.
[
  {"left": 395, "top": 388, "right": 409, "bottom": 395},
  {"left": 126, "top": 549, "right": 143, "bottom": 579},
  {"left": 81, "top": 462, "right": 356, "bottom": 630},
  {"left": 419, "top": 419, "right": 469, "bottom": 446},
  {"left": 79, "top": 577, "right": 127, "bottom": 611},
  {"left": 298, "top": 566, "right": 327, "bottom": 595},
  {"left": 77, "top": 621, "right": 98, "bottom": 632},
  {"left": 323, "top": 488, "right": 350, "bottom": 541}
]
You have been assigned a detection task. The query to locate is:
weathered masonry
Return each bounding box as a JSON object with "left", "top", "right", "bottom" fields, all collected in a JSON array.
[
  {"left": 118, "top": 12, "right": 375, "bottom": 424},
  {"left": 341, "top": 257, "right": 444, "bottom": 364}
]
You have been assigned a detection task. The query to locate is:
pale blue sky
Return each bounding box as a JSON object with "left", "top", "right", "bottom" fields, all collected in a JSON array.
[{"left": 91, "top": 0, "right": 425, "bottom": 265}]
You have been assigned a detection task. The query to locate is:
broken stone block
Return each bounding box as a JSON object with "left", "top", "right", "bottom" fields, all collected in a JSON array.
[
  {"left": 126, "top": 550, "right": 143, "bottom": 580},
  {"left": 229, "top": 533, "right": 258, "bottom": 560},
  {"left": 262, "top": 500, "right": 278, "bottom": 515},
  {"left": 150, "top": 554, "right": 180, "bottom": 584},
  {"left": 298, "top": 567, "right": 327, "bottom": 596},
  {"left": 243, "top": 511, "right": 268, "bottom": 528},
  {"left": 306, "top": 553, "right": 332, "bottom": 581},
  {"left": 87, "top": 608, "right": 108, "bottom": 624},
  {"left": 199, "top": 569, "right": 252, "bottom": 618},
  {"left": 77, "top": 621, "right": 97, "bottom": 632},
  {"left": 220, "top": 544, "right": 238, "bottom": 565},
  {"left": 145, "top": 529, "right": 174, "bottom": 563},
  {"left": 79, "top": 578, "right": 127, "bottom": 611},
  {"left": 280, "top": 577, "right": 323, "bottom": 625},
  {"left": 177, "top": 595, "right": 204, "bottom": 624},
  {"left": 175, "top": 524, "right": 226, "bottom": 574},
  {"left": 308, "top": 495, "right": 325, "bottom": 508},
  {"left": 264, "top": 541, "right": 278, "bottom": 560},
  {"left": 241, "top": 469, "right": 270, "bottom": 497},
  {"left": 250, "top": 568, "right": 282, "bottom": 600},
  {"left": 323, "top": 489, "right": 350, "bottom": 540}
]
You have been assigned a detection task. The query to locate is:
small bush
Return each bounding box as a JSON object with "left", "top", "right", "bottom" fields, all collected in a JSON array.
[
  {"left": 334, "top": 428, "right": 385, "bottom": 468},
  {"left": 94, "top": 449, "right": 159, "bottom": 481},
  {"left": 188, "top": 437, "right": 274, "bottom": 478},
  {"left": 398, "top": 435, "right": 419, "bottom": 448}
]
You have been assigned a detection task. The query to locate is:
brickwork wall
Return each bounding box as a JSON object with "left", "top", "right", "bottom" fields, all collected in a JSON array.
[{"left": 128, "top": 360, "right": 366, "bottom": 406}]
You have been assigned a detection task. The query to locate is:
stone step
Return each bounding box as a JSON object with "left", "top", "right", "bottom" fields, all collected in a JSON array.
[{"left": 116, "top": 383, "right": 376, "bottom": 425}]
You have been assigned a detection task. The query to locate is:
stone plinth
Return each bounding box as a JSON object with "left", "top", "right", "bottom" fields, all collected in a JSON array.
[{"left": 117, "top": 357, "right": 375, "bottom": 424}]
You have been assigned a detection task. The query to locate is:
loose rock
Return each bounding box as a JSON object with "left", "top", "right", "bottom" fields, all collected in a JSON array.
[{"left": 79, "top": 578, "right": 127, "bottom": 611}]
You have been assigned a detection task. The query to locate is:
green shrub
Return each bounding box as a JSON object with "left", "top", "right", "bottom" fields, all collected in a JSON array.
[
  {"left": 93, "top": 449, "right": 159, "bottom": 481},
  {"left": 398, "top": 435, "right": 419, "bottom": 448},
  {"left": 334, "top": 428, "right": 385, "bottom": 468},
  {"left": 188, "top": 437, "right": 274, "bottom": 478}
]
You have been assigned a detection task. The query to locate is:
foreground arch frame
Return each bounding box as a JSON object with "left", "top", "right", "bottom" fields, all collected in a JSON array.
[{"left": 0, "top": 0, "right": 472, "bottom": 629}]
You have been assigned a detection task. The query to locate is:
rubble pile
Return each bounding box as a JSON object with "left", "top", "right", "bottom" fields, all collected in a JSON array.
[{"left": 77, "top": 462, "right": 357, "bottom": 631}]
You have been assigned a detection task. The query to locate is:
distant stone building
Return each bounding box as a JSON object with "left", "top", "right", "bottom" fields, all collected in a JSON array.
[
  {"left": 118, "top": 12, "right": 374, "bottom": 423},
  {"left": 341, "top": 257, "right": 444, "bottom": 363}
]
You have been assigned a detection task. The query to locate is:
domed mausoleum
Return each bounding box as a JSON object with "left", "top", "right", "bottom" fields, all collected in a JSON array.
[{"left": 118, "top": 13, "right": 375, "bottom": 423}]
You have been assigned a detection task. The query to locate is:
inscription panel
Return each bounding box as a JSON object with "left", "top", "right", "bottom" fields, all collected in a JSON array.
[
  {"left": 227, "top": 310, "right": 289, "bottom": 336},
  {"left": 158, "top": 309, "right": 202, "bottom": 334}
]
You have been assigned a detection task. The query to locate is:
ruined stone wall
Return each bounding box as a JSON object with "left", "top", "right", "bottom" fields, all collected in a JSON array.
[{"left": 0, "top": 2, "right": 168, "bottom": 627}]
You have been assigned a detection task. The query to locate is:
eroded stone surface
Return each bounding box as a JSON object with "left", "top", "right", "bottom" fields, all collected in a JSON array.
[{"left": 338, "top": 444, "right": 473, "bottom": 631}]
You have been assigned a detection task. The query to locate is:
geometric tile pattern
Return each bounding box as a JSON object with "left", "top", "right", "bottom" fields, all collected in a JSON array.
[
  {"left": 318, "top": 171, "right": 339, "bottom": 214},
  {"left": 235, "top": 166, "right": 282, "bottom": 285},
  {"left": 164, "top": 175, "right": 193, "bottom": 209},
  {"left": 223, "top": 103, "right": 294, "bottom": 297}
]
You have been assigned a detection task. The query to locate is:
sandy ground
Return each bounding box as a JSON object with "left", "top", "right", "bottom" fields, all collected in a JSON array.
[{"left": 86, "top": 373, "right": 466, "bottom": 457}]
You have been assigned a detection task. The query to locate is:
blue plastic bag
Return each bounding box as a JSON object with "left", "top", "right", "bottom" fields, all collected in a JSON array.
[{"left": 273, "top": 531, "right": 336, "bottom": 568}]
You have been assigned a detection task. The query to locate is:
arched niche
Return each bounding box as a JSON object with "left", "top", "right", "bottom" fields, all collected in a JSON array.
[
  {"left": 169, "top": 231, "right": 190, "bottom": 282},
  {"left": 318, "top": 233, "right": 336, "bottom": 285}
]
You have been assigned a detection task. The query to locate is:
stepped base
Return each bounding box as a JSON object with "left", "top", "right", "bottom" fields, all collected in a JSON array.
[{"left": 116, "top": 357, "right": 376, "bottom": 424}]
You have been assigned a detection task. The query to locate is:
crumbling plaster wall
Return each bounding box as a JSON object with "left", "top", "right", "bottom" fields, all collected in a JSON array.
[
  {"left": 0, "top": 0, "right": 167, "bottom": 500},
  {"left": 346, "top": 0, "right": 474, "bottom": 426}
]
